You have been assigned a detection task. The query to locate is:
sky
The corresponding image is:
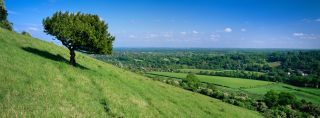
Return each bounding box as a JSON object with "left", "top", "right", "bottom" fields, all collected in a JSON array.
[{"left": 5, "top": 0, "right": 320, "bottom": 49}]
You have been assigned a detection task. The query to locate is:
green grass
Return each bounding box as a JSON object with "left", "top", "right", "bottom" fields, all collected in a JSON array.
[
  {"left": 148, "top": 72, "right": 273, "bottom": 88},
  {"left": 178, "top": 69, "right": 265, "bottom": 75},
  {"left": 298, "top": 87, "right": 320, "bottom": 96},
  {"left": 0, "top": 28, "right": 262, "bottom": 117},
  {"left": 244, "top": 84, "right": 320, "bottom": 104},
  {"left": 148, "top": 71, "right": 320, "bottom": 105}
]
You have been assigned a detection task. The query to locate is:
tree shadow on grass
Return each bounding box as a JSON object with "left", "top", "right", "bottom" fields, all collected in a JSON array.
[{"left": 22, "top": 47, "right": 89, "bottom": 70}]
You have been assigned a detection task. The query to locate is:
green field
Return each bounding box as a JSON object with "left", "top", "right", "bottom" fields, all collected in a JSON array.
[
  {"left": 178, "top": 69, "right": 265, "bottom": 75},
  {"left": 243, "top": 84, "right": 320, "bottom": 104},
  {"left": 148, "top": 72, "right": 273, "bottom": 88},
  {"left": 148, "top": 72, "right": 320, "bottom": 105},
  {"left": 0, "top": 28, "right": 262, "bottom": 117}
]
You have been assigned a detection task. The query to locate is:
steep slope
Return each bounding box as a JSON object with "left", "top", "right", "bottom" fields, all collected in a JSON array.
[{"left": 0, "top": 28, "right": 262, "bottom": 117}]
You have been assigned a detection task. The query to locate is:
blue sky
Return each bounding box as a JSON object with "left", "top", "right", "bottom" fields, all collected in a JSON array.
[{"left": 5, "top": 0, "right": 320, "bottom": 48}]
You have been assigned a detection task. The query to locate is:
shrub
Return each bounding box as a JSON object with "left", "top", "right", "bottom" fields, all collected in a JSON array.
[
  {"left": 183, "top": 73, "right": 200, "bottom": 91},
  {"left": 254, "top": 102, "right": 268, "bottom": 112},
  {"left": 216, "top": 91, "right": 225, "bottom": 99},
  {"left": 234, "top": 100, "right": 245, "bottom": 107},
  {"left": 200, "top": 88, "right": 214, "bottom": 96},
  {"left": 264, "top": 90, "right": 279, "bottom": 108},
  {"left": 278, "top": 92, "right": 296, "bottom": 106},
  {"left": 263, "top": 109, "right": 287, "bottom": 118},
  {"left": 21, "top": 31, "right": 31, "bottom": 37},
  {"left": 0, "top": 20, "right": 12, "bottom": 30}
]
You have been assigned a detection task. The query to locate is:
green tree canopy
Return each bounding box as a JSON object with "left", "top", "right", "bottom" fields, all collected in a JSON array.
[
  {"left": 0, "top": 0, "right": 13, "bottom": 30},
  {"left": 184, "top": 73, "right": 200, "bottom": 91},
  {"left": 264, "top": 90, "right": 279, "bottom": 108},
  {"left": 43, "top": 11, "right": 115, "bottom": 66},
  {"left": 278, "top": 92, "right": 296, "bottom": 106}
]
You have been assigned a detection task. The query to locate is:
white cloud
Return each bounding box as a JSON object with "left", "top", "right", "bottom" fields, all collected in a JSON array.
[
  {"left": 293, "top": 32, "right": 304, "bottom": 37},
  {"left": 144, "top": 33, "right": 158, "bottom": 39},
  {"left": 150, "top": 34, "right": 158, "bottom": 37},
  {"left": 302, "top": 18, "right": 320, "bottom": 23},
  {"left": 192, "top": 30, "right": 199, "bottom": 34},
  {"left": 241, "top": 28, "right": 246, "bottom": 32},
  {"left": 300, "top": 34, "right": 317, "bottom": 40},
  {"left": 210, "top": 34, "right": 220, "bottom": 41},
  {"left": 28, "top": 27, "right": 39, "bottom": 31},
  {"left": 224, "top": 28, "right": 232, "bottom": 33},
  {"left": 300, "top": 36, "right": 317, "bottom": 40},
  {"left": 180, "top": 32, "right": 187, "bottom": 35},
  {"left": 129, "top": 35, "right": 136, "bottom": 38},
  {"left": 293, "top": 33, "right": 319, "bottom": 40}
]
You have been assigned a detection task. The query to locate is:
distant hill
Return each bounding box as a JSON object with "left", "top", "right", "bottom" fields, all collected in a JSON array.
[{"left": 0, "top": 28, "right": 261, "bottom": 117}]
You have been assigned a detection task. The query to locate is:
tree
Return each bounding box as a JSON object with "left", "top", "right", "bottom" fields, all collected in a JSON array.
[
  {"left": 43, "top": 11, "right": 115, "bottom": 66},
  {"left": 183, "top": 73, "right": 200, "bottom": 91},
  {"left": 264, "top": 90, "right": 279, "bottom": 107},
  {"left": 0, "top": 0, "right": 12, "bottom": 30},
  {"left": 278, "top": 92, "right": 296, "bottom": 106}
]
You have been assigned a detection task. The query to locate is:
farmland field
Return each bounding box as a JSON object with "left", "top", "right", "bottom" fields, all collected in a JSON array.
[
  {"left": 178, "top": 69, "right": 265, "bottom": 75},
  {"left": 243, "top": 84, "right": 320, "bottom": 104},
  {"left": 147, "top": 72, "right": 320, "bottom": 104},
  {"left": 148, "top": 72, "right": 273, "bottom": 88}
]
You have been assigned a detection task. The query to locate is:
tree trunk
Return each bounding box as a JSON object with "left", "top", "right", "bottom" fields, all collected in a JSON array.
[{"left": 69, "top": 49, "right": 76, "bottom": 66}]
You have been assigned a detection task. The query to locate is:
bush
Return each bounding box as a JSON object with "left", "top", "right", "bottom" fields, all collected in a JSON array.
[
  {"left": 234, "top": 100, "right": 245, "bottom": 107},
  {"left": 254, "top": 102, "right": 268, "bottom": 112},
  {"left": 216, "top": 91, "right": 225, "bottom": 99},
  {"left": 200, "top": 88, "right": 214, "bottom": 96},
  {"left": 278, "top": 92, "right": 296, "bottom": 106},
  {"left": 183, "top": 73, "right": 200, "bottom": 91},
  {"left": 264, "top": 90, "right": 298, "bottom": 107},
  {"left": 0, "top": 20, "right": 12, "bottom": 30},
  {"left": 180, "top": 82, "right": 189, "bottom": 90},
  {"left": 21, "top": 31, "right": 31, "bottom": 37},
  {"left": 298, "top": 102, "right": 320, "bottom": 117},
  {"left": 263, "top": 109, "right": 287, "bottom": 118},
  {"left": 226, "top": 99, "right": 235, "bottom": 104},
  {"left": 264, "top": 90, "right": 279, "bottom": 108}
]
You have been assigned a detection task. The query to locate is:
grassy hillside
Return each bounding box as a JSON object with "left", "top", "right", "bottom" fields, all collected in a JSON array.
[{"left": 0, "top": 28, "right": 262, "bottom": 117}]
